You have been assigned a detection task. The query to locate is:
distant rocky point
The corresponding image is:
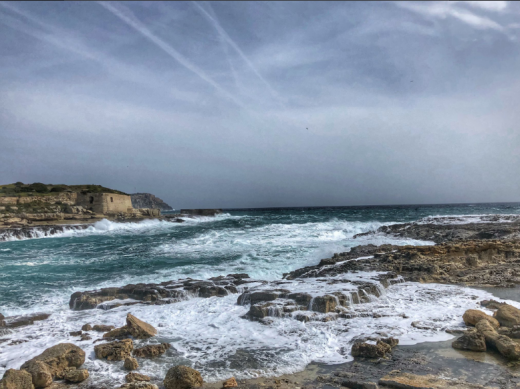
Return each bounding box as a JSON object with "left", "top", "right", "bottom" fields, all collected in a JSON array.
[
  {"left": 0, "top": 182, "right": 161, "bottom": 230},
  {"left": 130, "top": 193, "right": 173, "bottom": 211}
]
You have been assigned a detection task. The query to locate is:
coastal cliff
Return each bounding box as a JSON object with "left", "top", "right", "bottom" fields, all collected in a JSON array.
[{"left": 130, "top": 193, "right": 173, "bottom": 211}]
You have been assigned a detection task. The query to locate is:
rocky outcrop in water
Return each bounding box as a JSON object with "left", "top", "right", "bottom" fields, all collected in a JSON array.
[
  {"left": 0, "top": 313, "right": 50, "bottom": 329},
  {"left": 130, "top": 193, "right": 173, "bottom": 211},
  {"left": 94, "top": 339, "right": 133, "bottom": 361},
  {"left": 180, "top": 209, "right": 222, "bottom": 216},
  {"left": 284, "top": 240, "right": 520, "bottom": 287},
  {"left": 236, "top": 272, "right": 401, "bottom": 322},
  {"left": 355, "top": 215, "right": 520, "bottom": 243},
  {"left": 133, "top": 343, "right": 170, "bottom": 358},
  {"left": 69, "top": 274, "right": 256, "bottom": 310}
]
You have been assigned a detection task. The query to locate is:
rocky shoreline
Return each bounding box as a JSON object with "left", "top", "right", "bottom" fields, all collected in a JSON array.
[
  {"left": 0, "top": 209, "right": 224, "bottom": 241},
  {"left": 3, "top": 215, "right": 520, "bottom": 388}
]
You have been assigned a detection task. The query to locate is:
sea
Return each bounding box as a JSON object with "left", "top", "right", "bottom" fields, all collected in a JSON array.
[{"left": 1, "top": 203, "right": 520, "bottom": 384}]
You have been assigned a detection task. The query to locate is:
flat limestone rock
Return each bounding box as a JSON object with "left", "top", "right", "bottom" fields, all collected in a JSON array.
[{"left": 379, "top": 373, "right": 491, "bottom": 388}]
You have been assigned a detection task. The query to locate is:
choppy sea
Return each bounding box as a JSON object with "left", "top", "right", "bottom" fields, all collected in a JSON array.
[{"left": 1, "top": 203, "right": 520, "bottom": 383}]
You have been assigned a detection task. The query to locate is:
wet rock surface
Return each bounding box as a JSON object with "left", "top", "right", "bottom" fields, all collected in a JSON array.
[
  {"left": 69, "top": 274, "right": 256, "bottom": 310},
  {"left": 0, "top": 313, "right": 51, "bottom": 329}
]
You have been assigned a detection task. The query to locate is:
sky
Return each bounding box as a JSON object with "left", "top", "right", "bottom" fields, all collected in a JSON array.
[{"left": 1, "top": 1, "right": 519, "bottom": 208}]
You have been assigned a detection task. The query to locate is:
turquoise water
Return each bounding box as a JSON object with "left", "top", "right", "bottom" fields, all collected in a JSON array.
[{"left": 1, "top": 203, "right": 519, "bottom": 382}]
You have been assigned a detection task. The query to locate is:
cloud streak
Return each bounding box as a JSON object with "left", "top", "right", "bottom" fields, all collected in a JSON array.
[
  {"left": 191, "top": 1, "right": 283, "bottom": 105},
  {"left": 98, "top": 1, "right": 245, "bottom": 108}
]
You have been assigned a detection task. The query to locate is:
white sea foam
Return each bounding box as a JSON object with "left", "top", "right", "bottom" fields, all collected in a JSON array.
[
  {"left": 0, "top": 215, "right": 239, "bottom": 242},
  {"left": 0, "top": 281, "right": 517, "bottom": 384},
  {"left": 414, "top": 214, "right": 520, "bottom": 225},
  {"left": 153, "top": 219, "right": 429, "bottom": 281}
]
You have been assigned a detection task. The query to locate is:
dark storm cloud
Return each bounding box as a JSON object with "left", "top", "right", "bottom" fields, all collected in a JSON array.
[{"left": 1, "top": 1, "right": 519, "bottom": 208}]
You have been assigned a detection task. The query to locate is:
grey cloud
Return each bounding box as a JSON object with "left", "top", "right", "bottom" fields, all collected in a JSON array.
[{"left": 1, "top": 1, "right": 519, "bottom": 208}]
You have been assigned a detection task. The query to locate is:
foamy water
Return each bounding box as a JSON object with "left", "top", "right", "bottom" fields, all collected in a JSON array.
[{"left": 1, "top": 204, "right": 520, "bottom": 384}]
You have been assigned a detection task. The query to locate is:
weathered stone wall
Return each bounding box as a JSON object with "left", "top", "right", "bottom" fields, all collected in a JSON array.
[
  {"left": 0, "top": 193, "right": 78, "bottom": 206},
  {"left": 76, "top": 193, "right": 133, "bottom": 214}
]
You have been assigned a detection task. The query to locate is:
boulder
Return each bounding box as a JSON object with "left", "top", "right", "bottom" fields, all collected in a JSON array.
[
  {"left": 69, "top": 331, "right": 82, "bottom": 337},
  {"left": 124, "top": 357, "right": 139, "bottom": 371},
  {"left": 81, "top": 324, "right": 92, "bottom": 331},
  {"left": 0, "top": 369, "right": 34, "bottom": 389},
  {"left": 495, "top": 304, "right": 520, "bottom": 328},
  {"left": 64, "top": 368, "right": 89, "bottom": 383},
  {"left": 133, "top": 343, "right": 171, "bottom": 358},
  {"left": 94, "top": 339, "right": 133, "bottom": 361},
  {"left": 80, "top": 334, "right": 92, "bottom": 341},
  {"left": 20, "top": 343, "right": 85, "bottom": 388},
  {"left": 452, "top": 331, "right": 486, "bottom": 351},
  {"left": 104, "top": 314, "right": 157, "bottom": 340},
  {"left": 22, "top": 361, "right": 52, "bottom": 388},
  {"left": 164, "top": 366, "right": 203, "bottom": 389},
  {"left": 93, "top": 324, "right": 115, "bottom": 332},
  {"left": 495, "top": 335, "right": 520, "bottom": 360},
  {"left": 379, "top": 337, "right": 399, "bottom": 348},
  {"left": 0, "top": 313, "right": 5, "bottom": 328},
  {"left": 126, "top": 373, "right": 151, "bottom": 383},
  {"left": 222, "top": 377, "right": 237, "bottom": 388},
  {"left": 475, "top": 320, "right": 499, "bottom": 349},
  {"left": 462, "top": 309, "right": 499, "bottom": 329},
  {"left": 351, "top": 341, "right": 391, "bottom": 358}
]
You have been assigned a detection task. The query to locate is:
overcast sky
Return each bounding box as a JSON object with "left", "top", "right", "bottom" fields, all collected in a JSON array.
[{"left": 1, "top": 1, "right": 519, "bottom": 208}]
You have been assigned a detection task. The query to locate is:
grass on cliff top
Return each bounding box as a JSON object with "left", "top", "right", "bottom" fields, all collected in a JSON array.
[{"left": 0, "top": 183, "right": 127, "bottom": 197}]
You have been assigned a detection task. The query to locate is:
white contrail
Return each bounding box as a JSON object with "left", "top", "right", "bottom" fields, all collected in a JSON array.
[
  {"left": 98, "top": 1, "right": 245, "bottom": 108},
  {"left": 192, "top": 1, "right": 283, "bottom": 104}
]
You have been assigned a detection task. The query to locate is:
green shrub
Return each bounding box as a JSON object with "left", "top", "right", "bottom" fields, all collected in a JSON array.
[{"left": 29, "top": 183, "right": 49, "bottom": 193}]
